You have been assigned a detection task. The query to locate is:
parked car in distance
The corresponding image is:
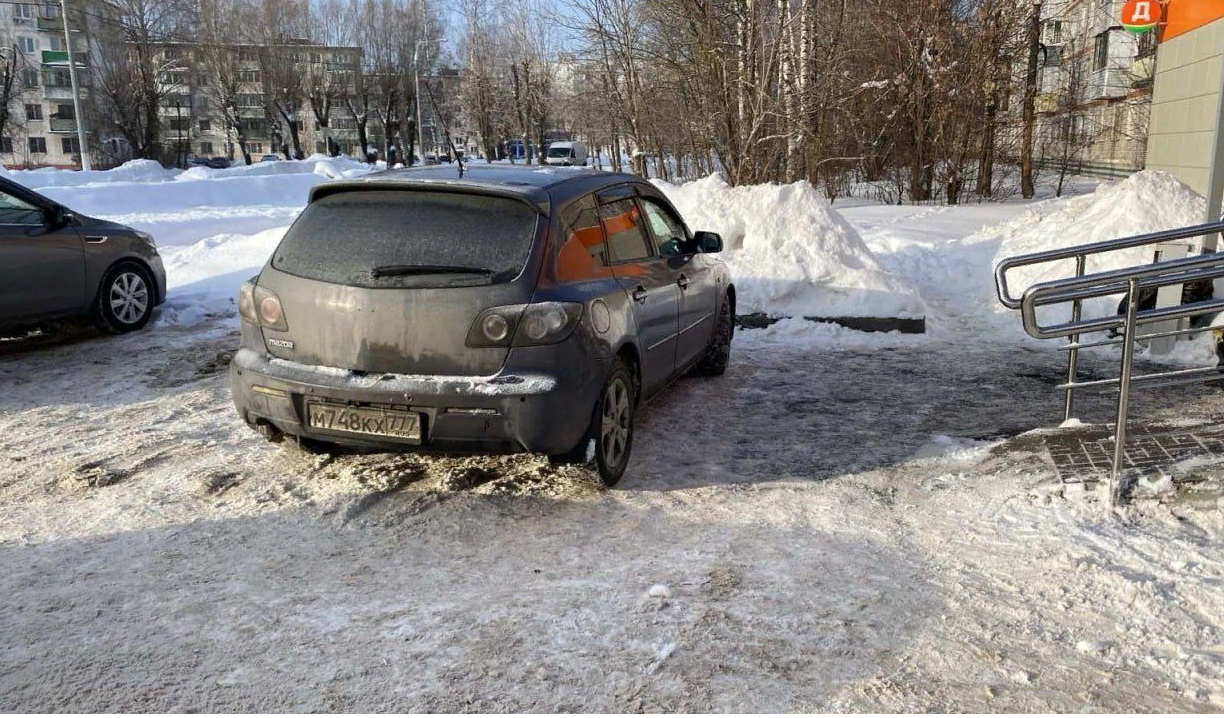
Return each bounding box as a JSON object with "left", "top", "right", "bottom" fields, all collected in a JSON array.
[
  {"left": 207, "top": 157, "right": 230, "bottom": 169},
  {"left": 189, "top": 157, "right": 211, "bottom": 167},
  {"left": 230, "top": 164, "right": 735, "bottom": 485},
  {"left": 545, "top": 141, "right": 588, "bottom": 166},
  {"left": 0, "top": 175, "right": 166, "bottom": 335},
  {"left": 259, "top": 155, "right": 280, "bottom": 163}
]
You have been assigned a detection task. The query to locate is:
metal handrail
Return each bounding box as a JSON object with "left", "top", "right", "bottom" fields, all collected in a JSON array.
[
  {"left": 995, "top": 219, "right": 1224, "bottom": 309},
  {"left": 995, "top": 220, "right": 1224, "bottom": 506}
]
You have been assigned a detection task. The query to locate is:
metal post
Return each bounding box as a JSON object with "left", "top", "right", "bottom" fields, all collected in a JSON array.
[
  {"left": 59, "top": 0, "right": 89, "bottom": 171},
  {"left": 1111, "top": 277, "right": 1141, "bottom": 507},
  {"left": 1064, "top": 254, "right": 1086, "bottom": 421},
  {"left": 414, "top": 42, "right": 423, "bottom": 166}
]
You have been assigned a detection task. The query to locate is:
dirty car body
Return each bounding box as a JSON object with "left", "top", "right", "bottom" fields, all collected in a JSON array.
[{"left": 229, "top": 164, "right": 734, "bottom": 483}]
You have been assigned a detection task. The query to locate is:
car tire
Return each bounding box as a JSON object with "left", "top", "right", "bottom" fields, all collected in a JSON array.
[
  {"left": 695, "top": 295, "right": 733, "bottom": 376},
  {"left": 551, "top": 357, "right": 636, "bottom": 486},
  {"left": 94, "top": 262, "right": 155, "bottom": 334}
]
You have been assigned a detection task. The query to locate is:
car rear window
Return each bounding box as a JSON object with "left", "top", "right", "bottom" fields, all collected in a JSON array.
[{"left": 271, "top": 190, "right": 540, "bottom": 288}]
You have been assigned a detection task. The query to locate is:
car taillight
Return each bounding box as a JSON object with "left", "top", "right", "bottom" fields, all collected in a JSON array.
[
  {"left": 466, "top": 302, "right": 582, "bottom": 348},
  {"left": 238, "top": 279, "right": 289, "bottom": 332}
]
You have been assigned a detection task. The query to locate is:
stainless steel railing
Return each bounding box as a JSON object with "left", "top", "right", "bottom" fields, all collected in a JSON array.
[{"left": 995, "top": 219, "right": 1224, "bottom": 505}]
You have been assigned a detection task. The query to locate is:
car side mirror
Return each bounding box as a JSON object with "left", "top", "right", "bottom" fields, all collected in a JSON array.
[
  {"left": 44, "top": 205, "right": 65, "bottom": 227},
  {"left": 694, "top": 231, "right": 723, "bottom": 253}
]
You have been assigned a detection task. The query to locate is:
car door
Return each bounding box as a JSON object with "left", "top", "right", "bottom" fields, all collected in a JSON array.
[
  {"left": 0, "top": 187, "right": 84, "bottom": 324},
  {"left": 638, "top": 194, "right": 719, "bottom": 369},
  {"left": 598, "top": 188, "right": 680, "bottom": 395}
]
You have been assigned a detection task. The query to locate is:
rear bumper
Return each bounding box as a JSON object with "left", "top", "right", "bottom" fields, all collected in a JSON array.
[{"left": 229, "top": 348, "right": 597, "bottom": 455}]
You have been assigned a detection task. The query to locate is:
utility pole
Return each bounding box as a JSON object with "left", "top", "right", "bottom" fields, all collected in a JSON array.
[
  {"left": 1020, "top": 0, "right": 1042, "bottom": 199},
  {"left": 59, "top": 0, "right": 90, "bottom": 170}
]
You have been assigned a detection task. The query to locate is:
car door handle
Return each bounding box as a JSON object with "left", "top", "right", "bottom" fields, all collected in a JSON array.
[
  {"left": 631, "top": 286, "right": 648, "bottom": 304},
  {"left": 84, "top": 235, "right": 108, "bottom": 244},
  {"left": 677, "top": 274, "right": 690, "bottom": 290}
]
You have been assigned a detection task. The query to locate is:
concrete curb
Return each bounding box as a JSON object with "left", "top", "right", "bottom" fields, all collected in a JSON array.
[{"left": 735, "top": 312, "right": 926, "bottom": 334}]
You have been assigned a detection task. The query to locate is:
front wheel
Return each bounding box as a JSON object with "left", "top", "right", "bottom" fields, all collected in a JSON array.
[
  {"left": 695, "top": 295, "right": 733, "bottom": 376},
  {"left": 95, "top": 263, "right": 155, "bottom": 334}
]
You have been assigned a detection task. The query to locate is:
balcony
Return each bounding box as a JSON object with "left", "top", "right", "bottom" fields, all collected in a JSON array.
[
  {"left": 37, "top": 15, "right": 61, "bottom": 31},
  {"left": 41, "top": 50, "right": 87, "bottom": 67},
  {"left": 49, "top": 117, "right": 76, "bottom": 133},
  {"left": 44, "top": 85, "right": 89, "bottom": 99}
]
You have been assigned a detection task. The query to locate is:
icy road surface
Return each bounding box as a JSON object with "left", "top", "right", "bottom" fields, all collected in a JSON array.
[{"left": 2, "top": 190, "right": 1224, "bottom": 711}]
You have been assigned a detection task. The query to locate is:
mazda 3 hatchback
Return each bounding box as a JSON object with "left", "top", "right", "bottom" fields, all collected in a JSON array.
[{"left": 229, "top": 165, "right": 735, "bottom": 484}]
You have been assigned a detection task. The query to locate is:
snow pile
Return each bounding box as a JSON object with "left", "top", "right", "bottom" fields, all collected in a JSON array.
[
  {"left": 986, "top": 171, "right": 1207, "bottom": 321},
  {"left": 655, "top": 175, "right": 925, "bottom": 319},
  {"left": 174, "top": 155, "right": 372, "bottom": 181},
  {"left": 159, "top": 226, "right": 288, "bottom": 326},
  {"left": 2, "top": 159, "right": 178, "bottom": 188}
]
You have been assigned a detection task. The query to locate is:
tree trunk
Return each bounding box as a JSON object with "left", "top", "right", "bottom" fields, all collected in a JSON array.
[{"left": 1020, "top": 0, "right": 1042, "bottom": 199}]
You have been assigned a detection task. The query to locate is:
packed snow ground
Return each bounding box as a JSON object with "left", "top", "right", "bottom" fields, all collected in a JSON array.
[{"left": 2, "top": 165, "right": 1224, "bottom": 711}]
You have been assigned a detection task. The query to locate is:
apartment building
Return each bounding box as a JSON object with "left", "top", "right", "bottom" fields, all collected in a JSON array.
[
  {"left": 154, "top": 40, "right": 364, "bottom": 164},
  {"left": 0, "top": 0, "right": 109, "bottom": 169},
  {"left": 1032, "top": 0, "right": 1154, "bottom": 177}
]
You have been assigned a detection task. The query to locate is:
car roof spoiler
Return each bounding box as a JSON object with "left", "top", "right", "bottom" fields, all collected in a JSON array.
[{"left": 309, "top": 177, "right": 552, "bottom": 215}]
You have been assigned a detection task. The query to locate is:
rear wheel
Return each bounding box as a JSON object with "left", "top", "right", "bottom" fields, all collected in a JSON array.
[
  {"left": 95, "top": 262, "right": 155, "bottom": 334},
  {"left": 552, "top": 358, "right": 636, "bottom": 486},
  {"left": 695, "top": 295, "right": 733, "bottom": 376}
]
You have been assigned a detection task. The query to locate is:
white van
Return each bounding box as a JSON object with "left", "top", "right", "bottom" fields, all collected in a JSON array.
[{"left": 545, "top": 141, "right": 588, "bottom": 166}]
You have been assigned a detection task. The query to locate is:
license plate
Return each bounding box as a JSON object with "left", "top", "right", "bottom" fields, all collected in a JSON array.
[{"left": 305, "top": 401, "right": 421, "bottom": 442}]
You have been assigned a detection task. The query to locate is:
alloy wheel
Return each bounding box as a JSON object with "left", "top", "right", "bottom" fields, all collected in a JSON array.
[
  {"left": 600, "top": 376, "right": 631, "bottom": 469},
  {"left": 109, "top": 271, "right": 149, "bottom": 325}
]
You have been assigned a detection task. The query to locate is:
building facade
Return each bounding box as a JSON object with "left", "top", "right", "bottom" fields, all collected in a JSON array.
[
  {"left": 0, "top": 0, "right": 110, "bottom": 169},
  {"left": 1032, "top": 0, "right": 1154, "bottom": 178},
  {"left": 154, "top": 40, "right": 364, "bottom": 165}
]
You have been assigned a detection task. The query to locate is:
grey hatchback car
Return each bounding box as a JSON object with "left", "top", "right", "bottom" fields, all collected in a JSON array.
[
  {"left": 230, "top": 165, "right": 735, "bottom": 484},
  {"left": 0, "top": 175, "right": 166, "bottom": 335}
]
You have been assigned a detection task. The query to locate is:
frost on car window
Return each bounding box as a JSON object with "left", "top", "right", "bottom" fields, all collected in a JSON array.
[{"left": 271, "top": 190, "right": 538, "bottom": 287}]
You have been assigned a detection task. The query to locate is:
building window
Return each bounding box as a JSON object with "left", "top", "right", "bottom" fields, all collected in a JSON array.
[
  {"left": 199, "top": 119, "right": 211, "bottom": 132},
  {"left": 1045, "top": 20, "right": 1063, "bottom": 44},
  {"left": 245, "top": 142, "right": 263, "bottom": 153},
  {"left": 238, "top": 94, "right": 262, "bottom": 107},
  {"left": 1093, "top": 31, "right": 1109, "bottom": 71},
  {"left": 44, "top": 68, "right": 70, "bottom": 87},
  {"left": 12, "top": 4, "right": 35, "bottom": 19},
  {"left": 39, "top": 3, "right": 55, "bottom": 18},
  {"left": 1137, "top": 30, "right": 1157, "bottom": 58},
  {"left": 160, "top": 71, "right": 185, "bottom": 86},
  {"left": 61, "top": 137, "right": 78, "bottom": 154},
  {"left": 309, "top": 52, "right": 321, "bottom": 64},
  {"left": 315, "top": 140, "right": 326, "bottom": 153},
  {"left": 22, "top": 68, "right": 38, "bottom": 87},
  {"left": 55, "top": 103, "right": 73, "bottom": 119},
  {"left": 25, "top": 103, "right": 41, "bottom": 120},
  {"left": 48, "top": 36, "right": 64, "bottom": 52},
  {"left": 167, "top": 118, "right": 188, "bottom": 131},
  {"left": 17, "top": 36, "right": 35, "bottom": 53},
  {"left": 200, "top": 141, "right": 213, "bottom": 154},
  {"left": 28, "top": 136, "right": 46, "bottom": 153},
  {"left": 239, "top": 70, "right": 260, "bottom": 83},
  {"left": 0, "top": 137, "right": 11, "bottom": 153}
]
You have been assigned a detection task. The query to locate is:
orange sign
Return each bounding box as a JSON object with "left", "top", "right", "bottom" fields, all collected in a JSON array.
[
  {"left": 1161, "top": 0, "right": 1224, "bottom": 41},
  {"left": 1121, "top": 0, "right": 1161, "bottom": 31}
]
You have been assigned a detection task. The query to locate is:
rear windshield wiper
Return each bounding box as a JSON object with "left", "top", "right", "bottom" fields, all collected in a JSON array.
[{"left": 370, "top": 264, "right": 494, "bottom": 279}]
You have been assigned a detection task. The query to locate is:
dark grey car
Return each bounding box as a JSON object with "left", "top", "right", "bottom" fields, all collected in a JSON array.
[
  {"left": 0, "top": 175, "right": 166, "bottom": 335},
  {"left": 229, "top": 165, "right": 735, "bottom": 484}
]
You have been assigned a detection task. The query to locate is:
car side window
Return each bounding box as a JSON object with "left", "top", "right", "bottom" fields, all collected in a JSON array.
[
  {"left": 639, "top": 198, "right": 690, "bottom": 257},
  {"left": 556, "top": 194, "right": 610, "bottom": 282},
  {"left": 599, "top": 198, "right": 654, "bottom": 263},
  {"left": 0, "top": 189, "right": 44, "bottom": 225}
]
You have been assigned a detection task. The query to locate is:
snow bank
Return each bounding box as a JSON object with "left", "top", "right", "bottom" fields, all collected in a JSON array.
[
  {"left": 986, "top": 171, "right": 1207, "bottom": 320},
  {"left": 159, "top": 227, "right": 288, "bottom": 326},
  {"left": 655, "top": 175, "right": 925, "bottom": 319},
  {"left": 3, "top": 156, "right": 376, "bottom": 247},
  {"left": 1, "top": 159, "right": 178, "bottom": 188}
]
